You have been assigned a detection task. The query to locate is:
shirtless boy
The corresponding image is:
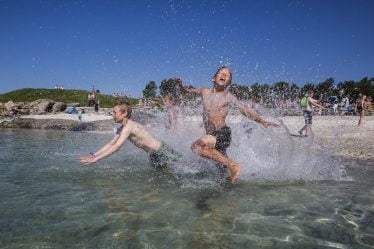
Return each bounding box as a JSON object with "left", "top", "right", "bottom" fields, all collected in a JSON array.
[
  {"left": 298, "top": 90, "right": 325, "bottom": 136},
  {"left": 79, "top": 102, "right": 179, "bottom": 168},
  {"left": 176, "top": 67, "right": 279, "bottom": 183}
]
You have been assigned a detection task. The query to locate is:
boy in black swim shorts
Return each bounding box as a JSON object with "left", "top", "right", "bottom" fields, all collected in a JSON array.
[{"left": 176, "top": 67, "right": 279, "bottom": 183}]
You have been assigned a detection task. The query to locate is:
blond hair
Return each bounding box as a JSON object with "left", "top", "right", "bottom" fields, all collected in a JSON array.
[{"left": 115, "top": 101, "right": 132, "bottom": 118}]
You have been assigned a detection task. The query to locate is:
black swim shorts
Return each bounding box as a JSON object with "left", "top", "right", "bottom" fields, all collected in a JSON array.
[
  {"left": 208, "top": 126, "right": 232, "bottom": 155},
  {"left": 303, "top": 110, "right": 313, "bottom": 124},
  {"left": 149, "top": 143, "right": 181, "bottom": 168}
]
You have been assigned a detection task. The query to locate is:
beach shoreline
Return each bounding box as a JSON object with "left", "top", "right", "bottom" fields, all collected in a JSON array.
[{"left": 1, "top": 112, "right": 373, "bottom": 161}]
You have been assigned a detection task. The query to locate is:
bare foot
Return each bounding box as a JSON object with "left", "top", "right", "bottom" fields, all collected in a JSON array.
[{"left": 229, "top": 163, "right": 240, "bottom": 183}]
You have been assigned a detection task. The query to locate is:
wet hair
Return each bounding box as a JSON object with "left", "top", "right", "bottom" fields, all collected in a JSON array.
[
  {"left": 115, "top": 101, "right": 132, "bottom": 118},
  {"left": 213, "top": 66, "right": 232, "bottom": 83}
]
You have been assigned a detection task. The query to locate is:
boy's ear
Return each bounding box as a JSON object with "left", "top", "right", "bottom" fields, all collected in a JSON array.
[{"left": 211, "top": 77, "right": 215, "bottom": 82}]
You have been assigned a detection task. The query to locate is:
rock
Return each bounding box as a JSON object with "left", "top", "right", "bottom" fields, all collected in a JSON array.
[
  {"left": 4, "top": 101, "right": 26, "bottom": 111},
  {"left": 0, "top": 102, "right": 8, "bottom": 116},
  {"left": 52, "top": 102, "right": 67, "bottom": 113},
  {"left": 17, "top": 108, "right": 30, "bottom": 115},
  {"left": 67, "top": 102, "right": 81, "bottom": 107},
  {"left": 0, "top": 118, "right": 114, "bottom": 131},
  {"left": 29, "top": 99, "right": 54, "bottom": 114}
]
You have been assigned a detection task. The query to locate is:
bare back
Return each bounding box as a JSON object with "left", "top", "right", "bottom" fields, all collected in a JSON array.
[{"left": 120, "top": 120, "right": 162, "bottom": 153}]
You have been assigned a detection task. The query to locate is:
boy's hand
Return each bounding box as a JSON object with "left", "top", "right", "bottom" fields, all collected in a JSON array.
[
  {"left": 262, "top": 120, "right": 280, "bottom": 128},
  {"left": 79, "top": 155, "right": 98, "bottom": 165}
]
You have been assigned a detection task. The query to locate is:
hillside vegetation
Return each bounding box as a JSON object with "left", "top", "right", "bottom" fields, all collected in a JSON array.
[{"left": 0, "top": 88, "right": 138, "bottom": 108}]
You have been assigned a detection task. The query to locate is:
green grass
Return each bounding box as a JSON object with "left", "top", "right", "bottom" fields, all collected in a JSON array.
[{"left": 0, "top": 88, "right": 138, "bottom": 108}]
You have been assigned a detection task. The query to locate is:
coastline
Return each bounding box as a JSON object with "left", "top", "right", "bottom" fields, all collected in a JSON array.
[{"left": 0, "top": 112, "right": 373, "bottom": 161}]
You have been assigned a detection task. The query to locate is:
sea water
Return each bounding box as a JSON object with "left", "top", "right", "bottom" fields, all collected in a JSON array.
[{"left": 0, "top": 125, "right": 373, "bottom": 249}]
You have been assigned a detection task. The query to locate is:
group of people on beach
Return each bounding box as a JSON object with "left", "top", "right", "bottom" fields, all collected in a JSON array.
[
  {"left": 298, "top": 90, "right": 372, "bottom": 137},
  {"left": 79, "top": 67, "right": 279, "bottom": 183}
]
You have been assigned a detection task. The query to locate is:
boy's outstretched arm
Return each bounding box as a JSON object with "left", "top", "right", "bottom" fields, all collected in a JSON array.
[
  {"left": 228, "top": 93, "right": 279, "bottom": 128},
  {"left": 79, "top": 126, "right": 131, "bottom": 165},
  {"left": 175, "top": 78, "right": 203, "bottom": 95},
  {"left": 79, "top": 135, "right": 120, "bottom": 162},
  {"left": 310, "top": 98, "right": 324, "bottom": 109}
]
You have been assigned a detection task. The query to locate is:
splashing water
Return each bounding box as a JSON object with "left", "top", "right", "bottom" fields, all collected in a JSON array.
[{"left": 141, "top": 100, "right": 348, "bottom": 186}]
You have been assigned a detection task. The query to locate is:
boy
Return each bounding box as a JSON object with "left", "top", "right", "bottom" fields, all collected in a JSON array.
[
  {"left": 176, "top": 67, "right": 278, "bottom": 183},
  {"left": 298, "top": 90, "right": 324, "bottom": 136},
  {"left": 79, "top": 102, "right": 179, "bottom": 168}
]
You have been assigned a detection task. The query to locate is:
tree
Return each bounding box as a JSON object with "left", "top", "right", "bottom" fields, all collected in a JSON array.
[
  {"left": 159, "top": 78, "right": 177, "bottom": 96},
  {"left": 143, "top": 81, "right": 157, "bottom": 99},
  {"left": 357, "top": 77, "right": 374, "bottom": 98},
  {"left": 301, "top": 82, "right": 315, "bottom": 96},
  {"left": 314, "top": 77, "right": 335, "bottom": 97},
  {"left": 337, "top": 80, "right": 357, "bottom": 102}
]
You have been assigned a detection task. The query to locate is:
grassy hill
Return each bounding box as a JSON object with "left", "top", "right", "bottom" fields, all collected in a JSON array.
[{"left": 0, "top": 88, "right": 138, "bottom": 108}]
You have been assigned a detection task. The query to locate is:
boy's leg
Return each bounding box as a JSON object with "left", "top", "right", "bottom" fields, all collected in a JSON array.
[
  {"left": 191, "top": 135, "right": 240, "bottom": 183},
  {"left": 299, "top": 125, "right": 307, "bottom": 136}
]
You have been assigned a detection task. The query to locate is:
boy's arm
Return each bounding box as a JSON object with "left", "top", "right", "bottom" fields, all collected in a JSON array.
[
  {"left": 310, "top": 98, "right": 324, "bottom": 109},
  {"left": 93, "top": 135, "right": 120, "bottom": 157},
  {"left": 175, "top": 78, "right": 203, "bottom": 95},
  {"left": 79, "top": 135, "right": 120, "bottom": 162},
  {"left": 228, "top": 93, "right": 279, "bottom": 128},
  {"left": 79, "top": 125, "right": 131, "bottom": 165}
]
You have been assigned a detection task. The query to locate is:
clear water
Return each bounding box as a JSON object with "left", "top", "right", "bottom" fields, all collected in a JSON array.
[{"left": 0, "top": 128, "right": 373, "bottom": 249}]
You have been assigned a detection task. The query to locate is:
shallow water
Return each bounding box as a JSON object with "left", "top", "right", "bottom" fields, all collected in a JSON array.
[{"left": 0, "top": 129, "right": 373, "bottom": 249}]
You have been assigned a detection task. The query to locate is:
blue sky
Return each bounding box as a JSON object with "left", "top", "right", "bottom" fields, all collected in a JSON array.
[{"left": 1, "top": 0, "right": 373, "bottom": 97}]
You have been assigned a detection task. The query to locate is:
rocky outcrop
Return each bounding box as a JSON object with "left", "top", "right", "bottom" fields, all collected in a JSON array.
[
  {"left": 29, "top": 99, "right": 54, "bottom": 114},
  {"left": 52, "top": 102, "right": 67, "bottom": 113},
  {"left": 0, "top": 99, "right": 67, "bottom": 117},
  {"left": 0, "top": 118, "right": 114, "bottom": 131},
  {"left": 67, "top": 102, "right": 80, "bottom": 107}
]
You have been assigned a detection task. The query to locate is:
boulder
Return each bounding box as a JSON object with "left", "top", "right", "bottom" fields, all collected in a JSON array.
[
  {"left": 0, "top": 105, "right": 8, "bottom": 117},
  {"left": 52, "top": 102, "right": 67, "bottom": 113},
  {"left": 4, "top": 101, "right": 26, "bottom": 111},
  {"left": 67, "top": 102, "right": 81, "bottom": 107},
  {"left": 0, "top": 118, "right": 114, "bottom": 131},
  {"left": 29, "top": 99, "right": 54, "bottom": 114},
  {"left": 17, "top": 108, "right": 30, "bottom": 115}
]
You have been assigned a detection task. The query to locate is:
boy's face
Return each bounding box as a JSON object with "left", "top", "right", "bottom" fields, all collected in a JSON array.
[
  {"left": 112, "top": 106, "right": 127, "bottom": 123},
  {"left": 212, "top": 68, "right": 232, "bottom": 87}
]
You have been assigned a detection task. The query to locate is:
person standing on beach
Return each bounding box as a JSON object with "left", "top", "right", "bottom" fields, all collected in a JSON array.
[
  {"left": 298, "top": 90, "right": 324, "bottom": 137},
  {"left": 176, "top": 67, "right": 279, "bottom": 183},
  {"left": 79, "top": 102, "right": 180, "bottom": 168},
  {"left": 357, "top": 95, "right": 367, "bottom": 126}
]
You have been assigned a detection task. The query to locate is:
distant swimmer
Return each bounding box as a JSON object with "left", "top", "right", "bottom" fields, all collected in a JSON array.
[
  {"left": 79, "top": 102, "right": 180, "bottom": 168},
  {"left": 176, "top": 66, "right": 279, "bottom": 183}
]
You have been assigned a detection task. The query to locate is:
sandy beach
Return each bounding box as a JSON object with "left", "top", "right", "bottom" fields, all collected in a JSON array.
[
  {"left": 1, "top": 112, "right": 373, "bottom": 161},
  {"left": 280, "top": 115, "right": 374, "bottom": 161}
]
